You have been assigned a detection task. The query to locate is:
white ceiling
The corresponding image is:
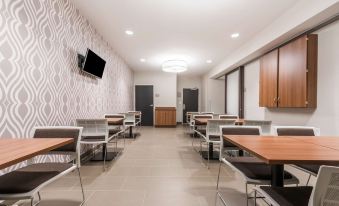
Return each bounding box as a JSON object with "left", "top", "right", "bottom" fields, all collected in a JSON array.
[{"left": 72, "top": 0, "right": 299, "bottom": 76}]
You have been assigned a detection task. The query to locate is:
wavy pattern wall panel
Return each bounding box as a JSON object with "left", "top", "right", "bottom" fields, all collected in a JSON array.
[{"left": 0, "top": 0, "right": 133, "bottom": 172}]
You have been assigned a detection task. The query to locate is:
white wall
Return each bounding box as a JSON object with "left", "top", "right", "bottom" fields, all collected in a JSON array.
[
  {"left": 177, "top": 76, "right": 202, "bottom": 122},
  {"left": 202, "top": 74, "right": 225, "bottom": 114},
  {"left": 226, "top": 71, "right": 239, "bottom": 115},
  {"left": 244, "top": 61, "right": 265, "bottom": 119},
  {"left": 134, "top": 71, "right": 177, "bottom": 107},
  {"left": 243, "top": 21, "right": 339, "bottom": 135}
]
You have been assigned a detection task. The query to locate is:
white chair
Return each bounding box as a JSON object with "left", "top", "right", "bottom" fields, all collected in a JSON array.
[
  {"left": 76, "top": 119, "right": 123, "bottom": 170},
  {"left": 104, "top": 114, "right": 127, "bottom": 151},
  {"left": 128, "top": 111, "right": 141, "bottom": 126},
  {"left": 124, "top": 113, "right": 137, "bottom": 139},
  {"left": 254, "top": 165, "right": 339, "bottom": 206},
  {"left": 274, "top": 126, "right": 321, "bottom": 185},
  {"left": 191, "top": 114, "right": 213, "bottom": 137},
  {"left": 244, "top": 120, "right": 272, "bottom": 135},
  {"left": 0, "top": 126, "right": 85, "bottom": 206},
  {"left": 216, "top": 126, "right": 299, "bottom": 206},
  {"left": 195, "top": 119, "right": 236, "bottom": 169}
]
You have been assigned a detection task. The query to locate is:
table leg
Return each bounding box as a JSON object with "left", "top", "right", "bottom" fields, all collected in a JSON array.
[
  {"left": 271, "top": 164, "right": 284, "bottom": 187},
  {"left": 201, "top": 142, "right": 219, "bottom": 160},
  {"left": 91, "top": 143, "right": 119, "bottom": 161},
  {"left": 129, "top": 126, "right": 133, "bottom": 138}
]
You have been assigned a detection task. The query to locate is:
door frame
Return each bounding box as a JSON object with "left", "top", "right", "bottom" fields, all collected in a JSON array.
[
  {"left": 134, "top": 84, "right": 154, "bottom": 125},
  {"left": 224, "top": 66, "right": 244, "bottom": 118},
  {"left": 182, "top": 88, "right": 199, "bottom": 123}
]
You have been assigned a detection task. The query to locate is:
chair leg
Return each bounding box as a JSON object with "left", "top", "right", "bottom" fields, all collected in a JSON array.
[
  {"left": 31, "top": 193, "right": 42, "bottom": 206},
  {"left": 216, "top": 160, "right": 222, "bottom": 190},
  {"left": 254, "top": 189, "right": 257, "bottom": 206},
  {"left": 77, "top": 167, "right": 85, "bottom": 205},
  {"left": 246, "top": 183, "right": 249, "bottom": 206},
  {"left": 103, "top": 143, "right": 107, "bottom": 171},
  {"left": 306, "top": 173, "right": 311, "bottom": 185},
  {"left": 207, "top": 142, "right": 210, "bottom": 169}
]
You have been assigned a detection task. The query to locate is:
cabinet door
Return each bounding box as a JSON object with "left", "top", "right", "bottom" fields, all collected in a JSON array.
[
  {"left": 259, "top": 50, "right": 278, "bottom": 107},
  {"left": 278, "top": 36, "right": 307, "bottom": 107}
]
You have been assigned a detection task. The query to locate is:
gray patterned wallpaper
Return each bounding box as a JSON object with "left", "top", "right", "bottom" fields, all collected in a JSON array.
[{"left": 0, "top": 0, "right": 133, "bottom": 142}]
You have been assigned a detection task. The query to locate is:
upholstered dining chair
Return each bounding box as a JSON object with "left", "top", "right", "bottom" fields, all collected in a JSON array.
[
  {"left": 254, "top": 165, "right": 339, "bottom": 206},
  {"left": 217, "top": 126, "right": 299, "bottom": 206},
  {"left": 0, "top": 126, "right": 85, "bottom": 206}
]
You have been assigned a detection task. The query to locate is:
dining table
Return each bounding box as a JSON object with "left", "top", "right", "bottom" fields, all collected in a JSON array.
[
  {"left": 0, "top": 138, "right": 73, "bottom": 170},
  {"left": 223, "top": 135, "right": 339, "bottom": 187}
]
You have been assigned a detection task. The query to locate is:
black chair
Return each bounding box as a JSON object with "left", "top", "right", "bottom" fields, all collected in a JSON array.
[
  {"left": 217, "top": 126, "right": 299, "bottom": 206},
  {"left": 254, "top": 166, "right": 339, "bottom": 206},
  {"left": 274, "top": 126, "right": 321, "bottom": 184},
  {"left": 0, "top": 126, "right": 85, "bottom": 206}
]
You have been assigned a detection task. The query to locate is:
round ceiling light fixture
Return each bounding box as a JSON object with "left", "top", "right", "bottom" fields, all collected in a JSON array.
[{"left": 162, "top": 60, "right": 188, "bottom": 73}]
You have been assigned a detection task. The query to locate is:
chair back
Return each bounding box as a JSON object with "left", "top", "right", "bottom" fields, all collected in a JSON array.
[
  {"left": 76, "top": 119, "right": 108, "bottom": 141},
  {"left": 244, "top": 120, "right": 272, "bottom": 135},
  {"left": 219, "top": 114, "right": 238, "bottom": 119},
  {"left": 220, "top": 126, "right": 261, "bottom": 152},
  {"left": 32, "top": 126, "right": 83, "bottom": 166},
  {"left": 187, "top": 112, "right": 199, "bottom": 123},
  {"left": 124, "top": 113, "right": 136, "bottom": 126},
  {"left": 201, "top": 112, "right": 214, "bottom": 115},
  {"left": 193, "top": 114, "right": 213, "bottom": 125},
  {"left": 104, "top": 114, "right": 125, "bottom": 119},
  {"left": 274, "top": 126, "right": 320, "bottom": 136},
  {"left": 33, "top": 126, "right": 82, "bottom": 153},
  {"left": 104, "top": 114, "right": 125, "bottom": 126},
  {"left": 309, "top": 166, "right": 339, "bottom": 206},
  {"left": 206, "top": 119, "right": 236, "bottom": 140}
]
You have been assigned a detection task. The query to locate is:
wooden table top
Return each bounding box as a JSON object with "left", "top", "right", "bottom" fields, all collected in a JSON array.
[
  {"left": 289, "top": 136, "right": 339, "bottom": 151},
  {"left": 223, "top": 135, "right": 339, "bottom": 165},
  {"left": 195, "top": 118, "right": 244, "bottom": 124},
  {"left": 107, "top": 117, "right": 125, "bottom": 124},
  {"left": 0, "top": 138, "right": 73, "bottom": 170}
]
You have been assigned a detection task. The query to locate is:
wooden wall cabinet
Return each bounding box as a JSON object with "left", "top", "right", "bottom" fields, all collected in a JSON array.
[
  {"left": 155, "top": 107, "right": 176, "bottom": 127},
  {"left": 259, "top": 34, "right": 318, "bottom": 108}
]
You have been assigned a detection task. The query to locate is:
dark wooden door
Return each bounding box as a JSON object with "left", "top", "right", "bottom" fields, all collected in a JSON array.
[
  {"left": 135, "top": 85, "right": 154, "bottom": 126},
  {"left": 182, "top": 88, "right": 198, "bottom": 123},
  {"left": 259, "top": 49, "right": 278, "bottom": 107},
  {"left": 278, "top": 36, "right": 307, "bottom": 107}
]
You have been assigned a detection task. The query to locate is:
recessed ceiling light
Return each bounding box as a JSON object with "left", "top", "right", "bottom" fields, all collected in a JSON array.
[
  {"left": 206, "top": 60, "right": 212, "bottom": 64},
  {"left": 231, "top": 33, "right": 239, "bottom": 38},
  {"left": 125, "top": 30, "right": 134, "bottom": 36},
  {"left": 140, "top": 58, "right": 146, "bottom": 62}
]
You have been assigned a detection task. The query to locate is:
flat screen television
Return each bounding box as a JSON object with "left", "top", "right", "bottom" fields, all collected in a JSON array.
[{"left": 82, "top": 49, "right": 106, "bottom": 78}]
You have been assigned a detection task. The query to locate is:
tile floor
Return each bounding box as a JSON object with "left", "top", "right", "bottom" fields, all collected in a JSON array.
[{"left": 15, "top": 126, "right": 313, "bottom": 206}]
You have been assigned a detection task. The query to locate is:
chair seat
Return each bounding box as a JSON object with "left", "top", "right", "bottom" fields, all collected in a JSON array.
[
  {"left": 109, "top": 129, "right": 122, "bottom": 135},
  {"left": 197, "top": 129, "right": 206, "bottom": 135},
  {"left": 225, "top": 157, "right": 293, "bottom": 180},
  {"left": 0, "top": 163, "right": 73, "bottom": 194},
  {"left": 296, "top": 164, "right": 320, "bottom": 175},
  {"left": 81, "top": 136, "right": 105, "bottom": 141},
  {"left": 209, "top": 135, "right": 220, "bottom": 141},
  {"left": 259, "top": 186, "right": 313, "bottom": 206}
]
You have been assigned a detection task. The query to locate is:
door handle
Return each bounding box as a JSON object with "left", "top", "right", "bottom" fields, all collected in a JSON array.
[
  {"left": 183, "top": 104, "right": 186, "bottom": 110},
  {"left": 149, "top": 104, "right": 154, "bottom": 107}
]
